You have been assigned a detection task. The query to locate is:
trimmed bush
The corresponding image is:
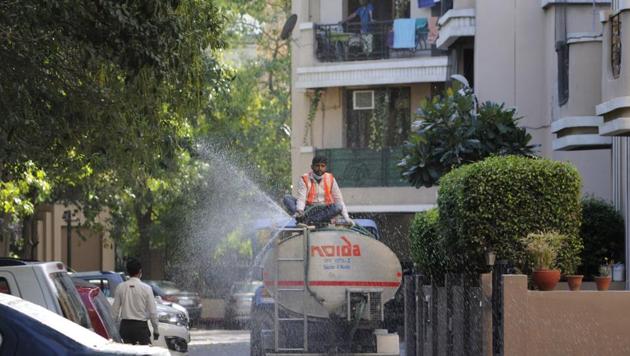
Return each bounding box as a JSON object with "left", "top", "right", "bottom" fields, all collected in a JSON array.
[
  {"left": 580, "top": 197, "right": 625, "bottom": 278},
  {"left": 409, "top": 208, "right": 446, "bottom": 280},
  {"left": 438, "top": 155, "right": 582, "bottom": 273}
]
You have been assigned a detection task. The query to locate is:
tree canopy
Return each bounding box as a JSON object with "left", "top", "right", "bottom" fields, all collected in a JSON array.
[{"left": 399, "top": 86, "right": 536, "bottom": 188}]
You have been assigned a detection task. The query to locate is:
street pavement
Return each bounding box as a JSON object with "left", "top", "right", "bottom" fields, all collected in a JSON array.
[
  {"left": 187, "top": 328, "right": 406, "bottom": 356},
  {"left": 188, "top": 328, "right": 250, "bottom": 356}
]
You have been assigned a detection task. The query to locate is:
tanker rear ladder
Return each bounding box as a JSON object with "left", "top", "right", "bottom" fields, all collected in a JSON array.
[{"left": 273, "top": 226, "right": 310, "bottom": 353}]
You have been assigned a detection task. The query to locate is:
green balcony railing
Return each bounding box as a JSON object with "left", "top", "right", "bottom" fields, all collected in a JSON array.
[{"left": 316, "top": 147, "right": 408, "bottom": 187}]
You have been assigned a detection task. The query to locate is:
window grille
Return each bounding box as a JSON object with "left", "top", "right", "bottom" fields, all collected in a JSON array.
[
  {"left": 555, "top": 0, "right": 569, "bottom": 106},
  {"left": 611, "top": 13, "right": 621, "bottom": 79}
]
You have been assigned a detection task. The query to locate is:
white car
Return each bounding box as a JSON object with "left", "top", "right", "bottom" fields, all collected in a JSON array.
[
  {"left": 107, "top": 297, "right": 191, "bottom": 355},
  {"left": 0, "top": 293, "right": 169, "bottom": 355}
]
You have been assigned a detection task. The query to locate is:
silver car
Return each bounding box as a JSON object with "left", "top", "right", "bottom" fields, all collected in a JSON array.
[{"left": 224, "top": 280, "right": 263, "bottom": 329}]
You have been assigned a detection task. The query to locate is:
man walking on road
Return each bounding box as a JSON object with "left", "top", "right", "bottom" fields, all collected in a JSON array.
[{"left": 112, "top": 258, "right": 159, "bottom": 345}]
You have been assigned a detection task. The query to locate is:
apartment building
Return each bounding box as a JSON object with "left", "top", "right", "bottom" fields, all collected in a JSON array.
[
  {"left": 290, "top": 0, "right": 629, "bottom": 267},
  {"left": 290, "top": 0, "right": 451, "bottom": 258}
]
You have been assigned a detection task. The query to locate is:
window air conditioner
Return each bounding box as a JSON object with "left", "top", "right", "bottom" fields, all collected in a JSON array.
[{"left": 353, "top": 90, "right": 374, "bottom": 110}]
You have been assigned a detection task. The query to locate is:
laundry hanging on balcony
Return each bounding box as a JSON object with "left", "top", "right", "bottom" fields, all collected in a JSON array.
[
  {"left": 392, "top": 18, "right": 417, "bottom": 49},
  {"left": 418, "top": 0, "right": 439, "bottom": 8}
]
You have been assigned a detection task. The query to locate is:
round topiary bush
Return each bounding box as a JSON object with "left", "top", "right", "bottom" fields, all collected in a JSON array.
[
  {"left": 438, "top": 155, "right": 583, "bottom": 274},
  {"left": 580, "top": 197, "right": 624, "bottom": 279},
  {"left": 409, "top": 208, "right": 447, "bottom": 280}
]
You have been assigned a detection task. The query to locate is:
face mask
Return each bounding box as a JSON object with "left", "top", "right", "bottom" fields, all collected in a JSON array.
[{"left": 312, "top": 172, "right": 323, "bottom": 180}]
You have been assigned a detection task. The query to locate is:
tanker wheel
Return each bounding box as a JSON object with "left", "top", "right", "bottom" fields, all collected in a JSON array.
[{"left": 250, "top": 307, "right": 273, "bottom": 356}]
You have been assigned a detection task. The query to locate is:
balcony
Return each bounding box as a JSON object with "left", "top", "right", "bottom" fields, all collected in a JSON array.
[
  {"left": 314, "top": 21, "right": 431, "bottom": 63},
  {"left": 315, "top": 147, "right": 407, "bottom": 188},
  {"left": 436, "top": 8, "right": 475, "bottom": 50}
]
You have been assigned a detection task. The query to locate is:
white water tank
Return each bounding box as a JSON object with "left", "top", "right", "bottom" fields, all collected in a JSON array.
[{"left": 261, "top": 227, "right": 402, "bottom": 318}]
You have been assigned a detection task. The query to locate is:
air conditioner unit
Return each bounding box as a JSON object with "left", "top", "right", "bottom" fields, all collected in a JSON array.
[{"left": 353, "top": 90, "right": 374, "bottom": 110}]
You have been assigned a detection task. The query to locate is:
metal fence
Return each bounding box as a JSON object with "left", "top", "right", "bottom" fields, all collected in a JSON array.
[
  {"left": 314, "top": 21, "right": 430, "bottom": 62},
  {"left": 404, "top": 266, "right": 513, "bottom": 356},
  {"left": 315, "top": 148, "right": 407, "bottom": 188},
  {"left": 404, "top": 273, "right": 484, "bottom": 356}
]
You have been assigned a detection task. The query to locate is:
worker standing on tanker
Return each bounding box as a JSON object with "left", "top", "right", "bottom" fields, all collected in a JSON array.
[{"left": 284, "top": 155, "right": 353, "bottom": 225}]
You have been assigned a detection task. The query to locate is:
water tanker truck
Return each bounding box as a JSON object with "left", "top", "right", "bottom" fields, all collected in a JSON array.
[{"left": 250, "top": 220, "right": 402, "bottom": 355}]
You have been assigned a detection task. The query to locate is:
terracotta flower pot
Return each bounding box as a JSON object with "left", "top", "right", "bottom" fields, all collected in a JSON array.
[
  {"left": 532, "top": 269, "right": 561, "bottom": 291},
  {"left": 595, "top": 276, "right": 612, "bottom": 291},
  {"left": 566, "top": 275, "right": 583, "bottom": 291}
]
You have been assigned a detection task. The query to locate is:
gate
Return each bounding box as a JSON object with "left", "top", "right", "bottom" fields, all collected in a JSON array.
[
  {"left": 404, "top": 264, "right": 511, "bottom": 356},
  {"left": 404, "top": 273, "right": 483, "bottom": 355}
]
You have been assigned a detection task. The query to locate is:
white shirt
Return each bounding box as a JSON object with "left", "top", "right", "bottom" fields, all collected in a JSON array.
[
  {"left": 296, "top": 172, "right": 350, "bottom": 221},
  {"left": 111, "top": 277, "right": 159, "bottom": 331}
]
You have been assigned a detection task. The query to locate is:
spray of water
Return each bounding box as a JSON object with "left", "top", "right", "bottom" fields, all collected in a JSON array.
[{"left": 168, "top": 142, "right": 292, "bottom": 297}]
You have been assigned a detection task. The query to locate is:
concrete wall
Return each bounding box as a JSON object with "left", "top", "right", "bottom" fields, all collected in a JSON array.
[
  {"left": 475, "top": 0, "right": 549, "bottom": 155},
  {"left": 5, "top": 204, "right": 117, "bottom": 271},
  {"left": 474, "top": 1, "right": 611, "bottom": 200},
  {"left": 454, "top": 0, "right": 475, "bottom": 10},
  {"left": 503, "top": 274, "right": 630, "bottom": 355}
]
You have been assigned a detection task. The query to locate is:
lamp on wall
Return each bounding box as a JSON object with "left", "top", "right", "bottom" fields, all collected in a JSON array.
[{"left": 450, "top": 74, "right": 478, "bottom": 118}]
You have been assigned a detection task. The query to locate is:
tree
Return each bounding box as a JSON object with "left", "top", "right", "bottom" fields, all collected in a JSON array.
[
  {"left": 399, "top": 86, "right": 536, "bottom": 188},
  {"left": 0, "top": 0, "right": 229, "bottom": 269},
  {"left": 204, "top": 0, "right": 291, "bottom": 196}
]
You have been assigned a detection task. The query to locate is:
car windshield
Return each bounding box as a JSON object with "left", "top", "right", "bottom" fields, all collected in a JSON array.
[
  {"left": 49, "top": 272, "right": 91, "bottom": 329},
  {"left": 92, "top": 291, "right": 122, "bottom": 342},
  {"left": 154, "top": 280, "right": 180, "bottom": 291}
]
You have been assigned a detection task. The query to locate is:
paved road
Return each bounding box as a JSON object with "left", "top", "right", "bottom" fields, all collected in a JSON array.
[
  {"left": 186, "top": 328, "right": 405, "bottom": 356},
  {"left": 188, "top": 329, "right": 250, "bottom": 356}
]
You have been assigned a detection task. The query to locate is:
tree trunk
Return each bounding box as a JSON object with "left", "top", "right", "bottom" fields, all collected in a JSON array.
[{"left": 135, "top": 202, "right": 154, "bottom": 279}]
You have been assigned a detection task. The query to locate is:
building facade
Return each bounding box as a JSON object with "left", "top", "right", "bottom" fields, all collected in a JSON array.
[
  {"left": 0, "top": 204, "right": 115, "bottom": 271},
  {"left": 290, "top": 0, "right": 627, "bottom": 268}
]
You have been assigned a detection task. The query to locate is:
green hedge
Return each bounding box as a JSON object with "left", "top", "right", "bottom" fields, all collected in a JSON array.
[
  {"left": 437, "top": 155, "right": 583, "bottom": 273},
  {"left": 580, "top": 197, "right": 625, "bottom": 278},
  {"left": 409, "top": 208, "right": 446, "bottom": 280}
]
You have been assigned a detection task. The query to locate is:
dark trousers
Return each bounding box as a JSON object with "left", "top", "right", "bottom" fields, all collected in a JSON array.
[
  {"left": 283, "top": 195, "right": 342, "bottom": 224},
  {"left": 120, "top": 319, "right": 151, "bottom": 345}
]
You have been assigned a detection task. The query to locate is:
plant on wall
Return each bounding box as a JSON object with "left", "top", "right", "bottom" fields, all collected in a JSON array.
[
  {"left": 368, "top": 90, "right": 389, "bottom": 150},
  {"left": 303, "top": 88, "right": 323, "bottom": 146}
]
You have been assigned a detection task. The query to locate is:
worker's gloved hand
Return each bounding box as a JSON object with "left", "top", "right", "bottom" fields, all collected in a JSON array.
[
  {"left": 295, "top": 211, "right": 305, "bottom": 223},
  {"left": 153, "top": 332, "right": 160, "bottom": 341},
  {"left": 348, "top": 219, "right": 355, "bottom": 227}
]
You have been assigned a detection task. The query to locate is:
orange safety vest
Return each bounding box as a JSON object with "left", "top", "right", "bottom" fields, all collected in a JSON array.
[{"left": 302, "top": 172, "right": 334, "bottom": 205}]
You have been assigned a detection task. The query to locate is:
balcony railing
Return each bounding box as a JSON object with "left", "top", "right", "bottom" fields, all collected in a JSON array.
[
  {"left": 315, "top": 147, "right": 407, "bottom": 187},
  {"left": 314, "top": 20, "right": 431, "bottom": 62}
]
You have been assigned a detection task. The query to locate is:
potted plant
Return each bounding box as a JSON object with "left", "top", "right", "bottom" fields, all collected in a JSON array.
[
  {"left": 595, "top": 258, "right": 612, "bottom": 291},
  {"left": 563, "top": 251, "right": 583, "bottom": 291},
  {"left": 521, "top": 232, "right": 563, "bottom": 291}
]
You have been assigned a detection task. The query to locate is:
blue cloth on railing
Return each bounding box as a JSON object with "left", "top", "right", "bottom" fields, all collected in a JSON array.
[
  {"left": 393, "top": 18, "right": 417, "bottom": 48},
  {"left": 418, "top": 0, "right": 438, "bottom": 8}
]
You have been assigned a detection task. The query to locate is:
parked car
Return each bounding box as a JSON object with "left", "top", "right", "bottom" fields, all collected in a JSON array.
[
  {"left": 71, "top": 270, "right": 125, "bottom": 298},
  {"left": 151, "top": 304, "right": 190, "bottom": 355},
  {"left": 0, "top": 292, "right": 169, "bottom": 355},
  {"left": 144, "top": 280, "right": 202, "bottom": 324},
  {"left": 0, "top": 258, "right": 91, "bottom": 329},
  {"left": 225, "top": 280, "right": 263, "bottom": 328},
  {"left": 73, "top": 278, "right": 122, "bottom": 342}
]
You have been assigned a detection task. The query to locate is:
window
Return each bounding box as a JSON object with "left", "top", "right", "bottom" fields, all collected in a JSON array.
[
  {"left": 345, "top": 87, "right": 411, "bottom": 149},
  {"left": 87, "top": 278, "right": 111, "bottom": 298},
  {"left": 611, "top": 13, "right": 621, "bottom": 79},
  {"left": 556, "top": 41, "right": 569, "bottom": 105},
  {"left": 49, "top": 272, "right": 91, "bottom": 329},
  {"left": 93, "top": 292, "right": 122, "bottom": 342},
  {"left": 0, "top": 278, "right": 10, "bottom": 294}
]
